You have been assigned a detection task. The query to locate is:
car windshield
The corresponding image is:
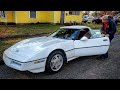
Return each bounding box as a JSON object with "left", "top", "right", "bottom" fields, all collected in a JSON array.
[{"left": 49, "top": 28, "right": 80, "bottom": 40}]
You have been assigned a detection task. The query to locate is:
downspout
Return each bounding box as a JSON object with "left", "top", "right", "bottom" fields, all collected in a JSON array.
[
  {"left": 15, "top": 11, "right": 17, "bottom": 24},
  {"left": 5, "top": 11, "right": 7, "bottom": 25},
  {"left": 54, "top": 11, "right": 56, "bottom": 24}
]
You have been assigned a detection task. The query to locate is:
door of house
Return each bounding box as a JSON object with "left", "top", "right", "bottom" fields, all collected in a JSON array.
[{"left": 60, "top": 11, "right": 65, "bottom": 25}]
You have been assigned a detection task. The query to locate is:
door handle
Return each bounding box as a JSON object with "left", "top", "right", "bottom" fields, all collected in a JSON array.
[{"left": 103, "top": 39, "right": 108, "bottom": 41}]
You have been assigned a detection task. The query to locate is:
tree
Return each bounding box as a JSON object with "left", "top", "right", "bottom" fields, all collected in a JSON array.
[{"left": 99, "top": 11, "right": 119, "bottom": 16}]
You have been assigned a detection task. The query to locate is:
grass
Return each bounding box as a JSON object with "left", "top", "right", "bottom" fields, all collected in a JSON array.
[
  {"left": 0, "top": 24, "right": 64, "bottom": 37},
  {"left": 0, "top": 23, "right": 120, "bottom": 38}
]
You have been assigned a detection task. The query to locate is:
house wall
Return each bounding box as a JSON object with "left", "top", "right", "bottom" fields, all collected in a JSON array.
[
  {"left": 7, "top": 11, "right": 15, "bottom": 23},
  {"left": 0, "top": 11, "right": 83, "bottom": 24},
  {"left": 54, "top": 11, "right": 61, "bottom": 23},
  {"left": 0, "top": 11, "right": 15, "bottom": 23},
  {"left": 0, "top": 11, "right": 7, "bottom": 23},
  {"left": 54, "top": 11, "right": 83, "bottom": 24},
  {"left": 64, "top": 11, "right": 83, "bottom": 23},
  {"left": 15, "top": 11, "right": 54, "bottom": 24}
]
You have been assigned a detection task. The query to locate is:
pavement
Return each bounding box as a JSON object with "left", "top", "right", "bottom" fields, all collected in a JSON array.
[{"left": 0, "top": 34, "right": 120, "bottom": 79}]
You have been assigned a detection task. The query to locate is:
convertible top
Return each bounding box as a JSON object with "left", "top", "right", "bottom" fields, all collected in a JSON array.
[{"left": 60, "top": 26, "right": 90, "bottom": 29}]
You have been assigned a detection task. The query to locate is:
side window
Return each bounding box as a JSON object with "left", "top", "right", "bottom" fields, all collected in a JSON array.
[
  {"left": 77, "top": 30, "right": 87, "bottom": 40},
  {"left": 30, "top": 11, "right": 36, "bottom": 18},
  {"left": 83, "top": 28, "right": 92, "bottom": 39},
  {"left": 69, "top": 11, "right": 80, "bottom": 15},
  {"left": 0, "top": 11, "right": 5, "bottom": 18}
]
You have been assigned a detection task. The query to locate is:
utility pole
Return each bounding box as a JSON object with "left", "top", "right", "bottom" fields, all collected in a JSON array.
[{"left": 60, "top": 11, "right": 65, "bottom": 25}]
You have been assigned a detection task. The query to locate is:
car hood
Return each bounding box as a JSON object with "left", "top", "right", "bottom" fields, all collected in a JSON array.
[{"left": 7, "top": 36, "right": 66, "bottom": 59}]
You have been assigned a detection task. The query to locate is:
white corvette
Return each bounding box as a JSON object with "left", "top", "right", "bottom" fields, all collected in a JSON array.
[{"left": 3, "top": 26, "right": 110, "bottom": 73}]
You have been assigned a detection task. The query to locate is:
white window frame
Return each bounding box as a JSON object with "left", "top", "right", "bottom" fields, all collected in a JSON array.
[
  {"left": 69, "top": 11, "right": 80, "bottom": 15},
  {"left": 0, "top": 11, "right": 6, "bottom": 18},
  {"left": 29, "top": 11, "right": 37, "bottom": 18}
]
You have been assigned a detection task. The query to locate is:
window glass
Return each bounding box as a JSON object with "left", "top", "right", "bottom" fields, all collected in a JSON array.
[
  {"left": 69, "top": 11, "right": 80, "bottom": 15},
  {"left": 0, "top": 11, "right": 5, "bottom": 18},
  {"left": 30, "top": 11, "right": 36, "bottom": 18}
]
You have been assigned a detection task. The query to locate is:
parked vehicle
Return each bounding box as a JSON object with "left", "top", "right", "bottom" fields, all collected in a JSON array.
[
  {"left": 82, "top": 15, "right": 94, "bottom": 23},
  {"left": 82, "top": 15, "right": 89, "bottom": 23},
  {"left": 114, "top": 15, "right": 120, "bottom": 25},
  {"left": 3, "top": 26, "right": 110, "bottom": 73},
  {"left": 92, "top": 17, "right": 102, "bottom": 24}
]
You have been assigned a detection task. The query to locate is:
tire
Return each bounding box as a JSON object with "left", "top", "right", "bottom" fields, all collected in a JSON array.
[{"left": 45, "top": 50, "right": 66, "bottom": 73}]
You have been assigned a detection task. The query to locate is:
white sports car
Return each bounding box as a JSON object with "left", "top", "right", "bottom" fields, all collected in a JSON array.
[{"left": 3, "top": 26, "right": 110, "bottom": 73}]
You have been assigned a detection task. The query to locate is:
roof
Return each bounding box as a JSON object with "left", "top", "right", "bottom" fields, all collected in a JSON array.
[{"left": 60, "top": 26, "right": 90, "bottom": 29}]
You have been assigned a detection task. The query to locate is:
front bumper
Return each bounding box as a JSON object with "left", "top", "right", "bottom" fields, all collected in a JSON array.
[{"left": 3, "top": 53, "right": 47, "bottom": 72}]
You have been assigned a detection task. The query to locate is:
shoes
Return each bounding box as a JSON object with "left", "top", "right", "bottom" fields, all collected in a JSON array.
[
  {"left": 96, "top": 55, "right": 108, "bottom": 60},
  {"left": 0, "top": 60, "right": 4, "bottom": 65}
]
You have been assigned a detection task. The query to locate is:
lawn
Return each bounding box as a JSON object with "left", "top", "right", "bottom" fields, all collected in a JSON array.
[
  {"left": 0, "top": 24, "right": 64, "bottom": 38},
  {"left": 0, "top": 23, "right": 120, "bottom": 61},
  {"left": 0, "top": 23, "right": 120, "bottom": 38}
]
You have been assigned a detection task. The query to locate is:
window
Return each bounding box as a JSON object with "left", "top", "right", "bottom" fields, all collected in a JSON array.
[
  {"left": 84, "top": 31, "right": 92, "bottom": 39},
  {"left": 69, "top": 11, "right": 80, "bottom": 15},
  {"left": 30, "top": 11, "right": 36, "bottom": 18},
  {"left": 77, "top": 28, "right": 92, "bottom": 40},
  {"left": 0, "top": 11, "right": 5, "bottom": 18},
  {"left": 83, "top": 28, "right": 92, "bottom": 39},
  {"left": 50, "top": 28, "right": 80, "bottom": 40},
  {"left": 77, "top": 30, "right": 87, "bottom": 40}
]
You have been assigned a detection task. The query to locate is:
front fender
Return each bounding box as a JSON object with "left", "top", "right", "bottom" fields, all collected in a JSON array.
[{"left": 30, "top": 40, "right": 74, "bottom": 61}]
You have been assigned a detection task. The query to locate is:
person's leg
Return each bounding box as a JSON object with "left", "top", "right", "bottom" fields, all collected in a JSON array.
[{"left": 109, "top": 35, "right": 114, "bottom": 43}]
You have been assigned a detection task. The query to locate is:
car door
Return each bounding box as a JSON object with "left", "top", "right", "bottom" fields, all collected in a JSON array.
[{"left": 74, "top": 28, "right": 110, "bottom": 57}]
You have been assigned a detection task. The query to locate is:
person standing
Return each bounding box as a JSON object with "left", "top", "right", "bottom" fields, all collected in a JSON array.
[{"left": 97, "top": 15, "right": 117, "bottom": 60}]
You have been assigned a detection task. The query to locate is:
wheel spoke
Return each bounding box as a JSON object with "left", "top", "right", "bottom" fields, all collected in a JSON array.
[
  {"left": 50, "top": 62, "right": 56, "bottom": 69},
  {"left": 50, "top": 54, "right": 63, "bottom": 71}
]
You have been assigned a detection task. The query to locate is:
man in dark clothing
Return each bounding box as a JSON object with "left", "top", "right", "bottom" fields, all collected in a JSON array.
[{"left": 97, "top": 15, "right": 117, "bottom": 60}]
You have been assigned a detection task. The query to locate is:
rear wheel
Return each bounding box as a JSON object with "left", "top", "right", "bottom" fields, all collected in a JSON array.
[{"left": 45, "top": 50, "right": 66, "bottom": 73}]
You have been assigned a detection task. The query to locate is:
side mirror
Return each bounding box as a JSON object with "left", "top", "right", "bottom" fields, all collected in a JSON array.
[{"left": 80, "top": 36, "right": 88, "bottom": 41}]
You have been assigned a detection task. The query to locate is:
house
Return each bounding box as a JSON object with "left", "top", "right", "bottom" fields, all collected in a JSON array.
[{"left": 0, "top": 11, "right": 83, "bottom": 25}]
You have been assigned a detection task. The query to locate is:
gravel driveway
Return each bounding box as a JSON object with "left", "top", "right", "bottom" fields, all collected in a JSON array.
[{"left": 0, "top": 34, "right": 120, "bottom": 79}]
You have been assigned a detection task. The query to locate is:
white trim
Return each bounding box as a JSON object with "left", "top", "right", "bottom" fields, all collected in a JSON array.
[
  {"left": 29, "top": 11, "right": 37, "bottom": 18},
  {"left": 5, "top": 11, "right": 7, "bottom": 23},
  {"left": 36, "top": 11, "right": 37, "bottom": 18},
  {"left": 29, "top": 11, "right": 30, "bottom": 18},
  {"left": 0, "top": 11, "right": 6, "bottom": 18},
  {"left": 54, "top": 11, "right": 56, "bottom": 23},
  {"left": 15, "top": 11, "right": 17, "bottom": 24}
]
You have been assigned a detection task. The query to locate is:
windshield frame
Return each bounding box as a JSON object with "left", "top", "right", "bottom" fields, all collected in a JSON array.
[{"left": 48, "top": 28, "right": 81, "bottom": 40}]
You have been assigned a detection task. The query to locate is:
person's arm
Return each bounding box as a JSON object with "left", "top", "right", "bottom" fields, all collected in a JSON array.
[{"left": 108, "top": 21, "right": 117, "bottom": 35}]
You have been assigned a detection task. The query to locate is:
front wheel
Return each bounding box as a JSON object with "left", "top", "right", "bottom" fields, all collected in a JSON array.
[{"left": 45, "top": 51, "right": 65, "bottom": 73}]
